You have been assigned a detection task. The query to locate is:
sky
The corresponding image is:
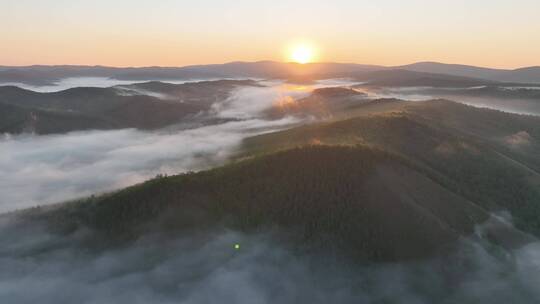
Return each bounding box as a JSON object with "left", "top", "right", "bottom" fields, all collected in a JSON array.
[{"left": 1, "top": 0, "right": 539, "bottom": 68}]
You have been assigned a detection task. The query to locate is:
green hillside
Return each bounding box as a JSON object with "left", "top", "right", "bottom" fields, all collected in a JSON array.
[
  {"left": 243, "top": 100, "right": 540, "bottom": 236},
  {"left": 23, "top": 145, "right": 493, "bottom": 261},
  {"left": 0, "top": 80, "right": 256, "bottom": 134}
]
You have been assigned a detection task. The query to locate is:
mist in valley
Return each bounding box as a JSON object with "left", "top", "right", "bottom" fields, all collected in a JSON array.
[
  {"left": 0, "top": 81, "right": 312, "bottom": 212},
  {"left": 3, "top": 0, "right": 540, "bottom": 302},
  {"left": 2, "top": 77, "right": 539, "bottom": 212},
  {"left": 365, "top": 86, "right": 540, "bottom": 116},
  {"left": 1, "top": 76, "right": 539, "bottom": 303},
  {"left": 0, "top": 78, "right": 360, "bottom": 212},
  {"left": 1, "top": 214, "right": 540, "bottom": 304},
  {"left": 0, "top": 77, "right": 250, "bottom": 93}
]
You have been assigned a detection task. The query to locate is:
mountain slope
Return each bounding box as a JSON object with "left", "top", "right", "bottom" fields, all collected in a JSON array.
[
  {"left": 0, "top": 102, "right": 117, "bottom": 134},
  {"left": 21, "top": 145, "right": 490, "bottom": 261},
  {"left": 244, "top": 100, "right": 540, "bottom": 236},
  {"left": 3, "top": 62, "right": 540, "bottom": 87},
  {"left": 399, "top": 62, "right": 540, "bottom": 84},
  {"left": 0, "top": 62, "right": 384, "bottom": 86},
  {"left": 6, "top": 98, "right": 539, "bottom": 263},
  {"left": 354, "top": 69, "right": 496, "bottom": 87},
  {"left": 0, "top": 80, "right": 256, "bottom": 134}
]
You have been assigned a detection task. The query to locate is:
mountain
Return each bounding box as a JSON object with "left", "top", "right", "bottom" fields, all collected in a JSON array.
[
  {"left": 0, "top": 62, "right": 384, "bottom": 86},
  {"left": 15, "top": 145, "right": 493, "bottom": 261},
  {"left": 141, "top": 61, "right": 384, "bottom": 80},
  {"left": 397, "top": 62, "right": 504, "bottom": 80},
  {"left": 0, "top": 102, "right": 118, "bottom": 134},
  {"left": 8, "top": 99, "right": 538, "bottom": 265},
  {"left": 399, "top": 62, "right": 540, "bottom": 84},
  {"left": 0, "top": 65, "right": 134, "bottom": 86},
  {"left": 244, "top": 99, "right": 540, "bottom": 237},
  {"left": 353, "top": 69, "right": 496, "bottom": 87},
  {"left": 0, "top": 80, "right": 256, "bottom": 134},
  {"left": 266, "top": 86, "right": 371, "bottom": 119},
  {"left": 3, "top": 62, "right": 540, "bottom": 87},
  {"left": 497, "top": 66, "right": 540, "bottom": 83}
]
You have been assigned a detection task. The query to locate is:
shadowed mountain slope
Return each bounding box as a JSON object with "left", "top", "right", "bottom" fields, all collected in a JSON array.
[
  {"left": 18, "top": 145, "right": 492, "bottom": 262},
  {"left": 5, "top": 99, "right": 538, "bottom": 263},
  {"left": 0, "top": 80, "right": 256, "bottom": 134},
  {"left": 244, "top": 100, "right": 540, "bottom": 236},
  {"left": 3, "top": 62, "right": 540, "bottom": 87},
  {"left": 399, "top": 62, "right": 540, "bottom": 84},
  {"left": 353, "top": 69, "right": 496, "bottom": 88}
]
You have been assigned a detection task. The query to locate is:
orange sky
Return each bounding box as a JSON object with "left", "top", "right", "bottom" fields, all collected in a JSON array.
[{"left": 2, "top": 0, "right": 539, "bottom": 69}]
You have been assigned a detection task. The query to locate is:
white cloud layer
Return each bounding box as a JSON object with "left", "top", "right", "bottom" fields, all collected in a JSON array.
[
  {"left": 0, "top": 80, "right": 330, "bottom": 212},
  {"left": 0, "top": 220, "right": 539, "bottom": 304}
]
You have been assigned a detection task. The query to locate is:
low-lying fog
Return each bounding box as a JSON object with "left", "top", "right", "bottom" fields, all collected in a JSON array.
[
  {"left": 1, "top": 215, "right": 539, "bottom": 303},
  {"left": 1, "top": 78, "right": 540, "bottom": 303},
  {"left": 0, "top": 77, "right": 248, "bottom": 93},
  {"left": 0, "top": 79, "right": 356, "bottom": 212},
  {"left": 366, "top": 86, "right": 540, "bottom": 116},
  {"left": 1, "top": 78, "right": 537, "bottom": 212}
]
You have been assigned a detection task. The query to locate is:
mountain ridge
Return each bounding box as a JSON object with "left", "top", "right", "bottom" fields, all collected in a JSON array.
[{"left": 2, "top": 61, "right": 540, "bottom": 86}]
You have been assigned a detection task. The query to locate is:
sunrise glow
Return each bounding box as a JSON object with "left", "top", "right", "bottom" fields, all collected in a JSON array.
[{"left": 290, "top": 45, "right": 315, "bottom": 64}]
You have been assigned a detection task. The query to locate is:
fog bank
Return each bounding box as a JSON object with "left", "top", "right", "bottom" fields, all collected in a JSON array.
[
  {"left": 0, "top": 77, "right": 247, "bottom": 93},
  {"left": 0, "top": 117, "right": 297, "bottom": 212},
  {"left": 0, "top": 218, "right": 539, "bottom": 304}
]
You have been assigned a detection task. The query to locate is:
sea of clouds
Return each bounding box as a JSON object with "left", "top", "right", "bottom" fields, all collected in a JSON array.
[
  {"left": 1, "top": 78, "right": 540, "bottom": 303},
  {"left": 0, "top": 78, "right": 356, "bottom": 212},
  {"left": 1, "top": 77, "right": 538, "bottom": 212},
  {"left": 0, "top": 216, "right": 539, "bottom": 304},
  {"left": 361, "top": 86, "right": 540, "bottom": 116}
]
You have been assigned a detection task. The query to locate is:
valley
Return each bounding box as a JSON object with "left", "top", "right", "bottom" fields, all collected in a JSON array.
[{"left": 1, "top": 66, "right": 540, "bottom": 303}]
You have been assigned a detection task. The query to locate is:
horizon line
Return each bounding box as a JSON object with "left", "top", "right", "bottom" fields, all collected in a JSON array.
[{"left": 1, "top": 60, "right": 539, "bottom": 71}]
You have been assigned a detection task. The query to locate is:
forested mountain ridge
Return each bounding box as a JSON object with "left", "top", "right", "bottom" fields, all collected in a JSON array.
[
  {"left": 0, "top": 80, "right": 257, "bottom": 134},
  {"left": 2, "top": 62, "right": 540, "bottom": 86},
  {"left": 16, "top": 145, "right": 497, "bottom": 261},
  {"left": 244, "top": 100, "right": 540, "bottom": 236},
  {"left": 5, "top": 99, "right": 539, "bottom": 263}
]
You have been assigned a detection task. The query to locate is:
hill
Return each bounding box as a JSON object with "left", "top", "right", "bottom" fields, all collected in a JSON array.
[
  {"left": 18, "top": 145, "right": 494, "bottom": 261},
  {"left": 399, "top": 62, "right": 540, "bottom": 84},
  {"left": 0, "top": 80, "right": 256, "bottom": 134},
  {"left": 0, "top": 62, "right": 383, "bottom": 86},
  {"left": 12, "top": 100, "right": 540, "bottom": 262},
  {"left": 0, "top": 102, "right": 117, "bottom": 134},
  {"left": 244, "top": 100, "right": 540, "bottom": 236},
  {"left": 353, "top": 69, "right": 496, "bottom": 87},
  {"left": 3, "top": 62, "right": 540, "bottom": 87}
]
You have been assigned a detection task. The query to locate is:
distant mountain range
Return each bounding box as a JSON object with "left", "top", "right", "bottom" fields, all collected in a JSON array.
[
  {"left": 2, "top": 61, "right": 540, "bottom": 86},
  {"left": 0, "top": 80, "right": 256, "bottom": 134},
  {"left": 397, "top": 62, "right": 540, "bottom": 84}
]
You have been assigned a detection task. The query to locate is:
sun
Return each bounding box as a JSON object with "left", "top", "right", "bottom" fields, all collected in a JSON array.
[{"left": 290, "top": 45, "right": 314, "bottom": 64}]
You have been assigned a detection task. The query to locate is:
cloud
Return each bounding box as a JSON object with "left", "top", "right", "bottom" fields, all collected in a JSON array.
[
  {"left": 0, "top": 117, "right": 298, "bottom": 213},
  {"left": 0, "top": 80, "right": 318, "bottom": 212},
  {"left": 0, "top": 77, "right": 243, "bottom": 93},
  {"left": 3, "top": 78, "right": 540, "bottom": 213},
  {"left": 0, "top": 78, "right": 367, "bottom": 213},
  {"left": 210, "top": 80, "right": 354, "bottom": 119},
  {"left": 361, "top": 86, "right": 540, "bottom": 116},
  {"left": 0, "top": 216, "right": 540, "bottom": 304},
  {"left": 1, "top": 76, "right": 540, "bottom": 302},
  {"left": 505, "top": 131, "right": 533, "bottom": 147}
]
